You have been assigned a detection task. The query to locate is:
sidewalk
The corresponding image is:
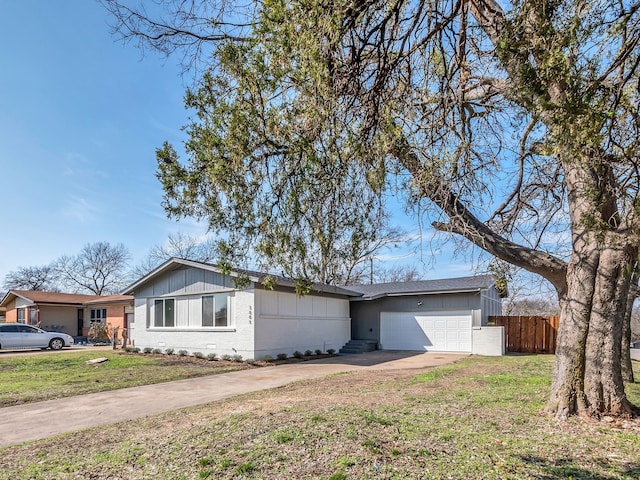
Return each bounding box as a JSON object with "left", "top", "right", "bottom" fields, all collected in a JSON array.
[{"left": 0, "top": 351, "right": 467, "bottom": 447}]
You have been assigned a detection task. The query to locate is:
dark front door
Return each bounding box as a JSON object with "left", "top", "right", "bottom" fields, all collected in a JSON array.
[{"left": 77, "top": 309, "right": 84, "bottom": 336}]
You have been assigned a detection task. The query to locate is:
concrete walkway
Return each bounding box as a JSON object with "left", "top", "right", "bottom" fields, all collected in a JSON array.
[{"left": 0, "top": 351, "right": 467, "bottom": 447}]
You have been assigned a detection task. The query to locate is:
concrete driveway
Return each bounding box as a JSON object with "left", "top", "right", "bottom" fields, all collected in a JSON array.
[{"left": 0, "top": 351, "right": 467, "bottom": 447}]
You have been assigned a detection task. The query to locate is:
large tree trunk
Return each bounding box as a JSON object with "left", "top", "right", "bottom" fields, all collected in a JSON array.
[
  {"left": 546, "top": 235, "right": 594, "bottom": 418},
  {"left": 583, "top": 241, "right": 635, "bottom": 415},
  {"left": 548, "top": 230, "right": 639, "bottom": 418},
  {"left": 547, "top": 154, "right": 639, "bottom": 418}
]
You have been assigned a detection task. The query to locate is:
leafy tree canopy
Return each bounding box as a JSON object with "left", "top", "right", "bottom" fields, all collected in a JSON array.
[{"left": 104, "top": 0, "right": 640, "bottom": 418}]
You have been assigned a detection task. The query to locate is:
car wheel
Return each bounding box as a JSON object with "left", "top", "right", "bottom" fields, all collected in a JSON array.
[{"left": 49, "top": 338, "right": 64, "bottom": 350}]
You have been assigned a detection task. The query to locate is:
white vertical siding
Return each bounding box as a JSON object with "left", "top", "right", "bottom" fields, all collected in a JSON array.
[
  {"left": 480, "top": 286, "right": 503, "bottom": 324},
  {"left": 253, "top": 289, "right": 351, "bottom": 359}
]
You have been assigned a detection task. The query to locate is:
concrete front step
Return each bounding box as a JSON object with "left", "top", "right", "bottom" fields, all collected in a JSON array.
[{"left": 339, "top": 339, "right": 379, "bottom": 354}]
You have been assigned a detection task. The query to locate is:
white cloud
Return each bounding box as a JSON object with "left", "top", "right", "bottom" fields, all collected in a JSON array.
[{"left": 60, "top": 194, "right": 100, "bottom": 223}]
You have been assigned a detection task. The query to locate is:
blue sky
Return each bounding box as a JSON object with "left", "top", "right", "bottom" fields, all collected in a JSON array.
[{"left": 0, "top": 0, "right": 477, "bottom": 283}]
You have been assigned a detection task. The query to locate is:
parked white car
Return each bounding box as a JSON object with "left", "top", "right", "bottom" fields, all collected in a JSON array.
[{"left": 0, "top": 324, "right": 74, "bottom": 350}]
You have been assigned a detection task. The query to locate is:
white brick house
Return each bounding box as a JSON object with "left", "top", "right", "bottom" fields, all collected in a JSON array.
[{"left": 122, "top": 258, "right": 353, "bottom": 360}]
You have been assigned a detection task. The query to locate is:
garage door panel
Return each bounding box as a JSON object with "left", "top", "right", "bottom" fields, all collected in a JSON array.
[
  {"left": 380, "top": 313, "right": 433, "bottom": 350},
  {"left": 380, "top": 311, "right": 472, "bottom": 352}
]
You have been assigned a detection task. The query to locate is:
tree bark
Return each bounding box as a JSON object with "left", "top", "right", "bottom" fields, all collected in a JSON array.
[
  {"left": 583, "top": 239, "right": 636, "bottom": 416},
  {"left": 621, "top": 283, "right": 636, "bottom": 383}
]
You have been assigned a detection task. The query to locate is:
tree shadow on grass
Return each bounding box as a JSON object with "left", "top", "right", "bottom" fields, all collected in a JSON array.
[{"left": 518, "top": 455, "right": 640, "bottom": 480}]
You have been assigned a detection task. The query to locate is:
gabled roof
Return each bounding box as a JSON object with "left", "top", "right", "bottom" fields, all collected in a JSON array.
[
  {"left": 0, "top": 290, "right": 133, "bottom": 308},
  {"left": 346, "top": 274, "right": 496, "bottom": 301},
  {"left": 121, "top": 257, "right": 357, "bottom": 297}
]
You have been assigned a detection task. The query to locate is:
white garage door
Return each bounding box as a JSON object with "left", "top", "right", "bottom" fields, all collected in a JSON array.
[{"left": 380, "top": 310, "right": 472, "bottom": 352}]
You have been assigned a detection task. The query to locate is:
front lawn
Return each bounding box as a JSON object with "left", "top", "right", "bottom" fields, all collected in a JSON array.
[
  {"left": 0, "top": 350, "right": 249, "bottom": 407},
  {"left": 1, "top": 355, "right": 639, "bottom": 479}
]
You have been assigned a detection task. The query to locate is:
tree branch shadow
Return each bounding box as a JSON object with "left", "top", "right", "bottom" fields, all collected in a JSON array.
[{"left": 518, "top": 455, "right": 640, "bottom": 479}]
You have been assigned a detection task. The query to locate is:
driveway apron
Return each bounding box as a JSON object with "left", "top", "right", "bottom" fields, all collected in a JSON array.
[{"left": 0, "top": 351, "right": 467, "bottom": 447}]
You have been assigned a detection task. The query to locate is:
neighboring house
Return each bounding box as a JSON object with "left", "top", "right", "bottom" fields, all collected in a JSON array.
[
  {"left": 0, "top": 290, "right": 134, "bottom": 337},
  {"left": 122, "top": 258, "right": 505, "bottom": 358},
  {"left": 121, "top": 258, "right": 354, "bottom": 359},
  {"left": 347, "top": 276, "right": 504, "bottom": 356}
]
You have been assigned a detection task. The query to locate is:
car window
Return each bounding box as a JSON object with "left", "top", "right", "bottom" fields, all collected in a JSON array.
[
  {"left": 0, "top": 324, "right": 20, "bottom": 332},
  {"left": 17, "top": 325, "right": 39, "bottom": 333}
]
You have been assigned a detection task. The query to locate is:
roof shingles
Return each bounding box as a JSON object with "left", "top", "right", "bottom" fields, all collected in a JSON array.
[{"left": 345, "top": 275, "right": 495, "bottom": 300}]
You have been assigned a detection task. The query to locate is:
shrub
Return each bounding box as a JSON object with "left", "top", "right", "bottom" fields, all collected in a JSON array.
[
  {"left": 164, "top": 348, "right": 175, "bottom": 355},
  {"left": 87, "top": 321, "right": 110, "bottom": 342},
  {"left": 327, "top": 349, "right": 336, "bottom": 354},
  {"left": 262, "top": 355, "right": 273, "bottom": 362},
  {"left": 143, "top": 347, "right": 153, "bottom": 354},
  {"left": 293, "top": 350, "right": 304, "bottom": 359},
  {"left": 315, "top": 349, "right": 323, "bottom": 355},
  {"left": 221, "top": 354, "right": 232, "bottom": 361},
  {"left": 207, "top": 353, "right": 218, "bottom": 361},
  {"left": 193, "top": 351, "right": 205, "bottom": 359},
  {"left": 152, "top": 348, "right": 162, "bottom": 354},
  {"left": 177, "top": 350, "right": 188, "bottom": 357},
  {"left": 232, "top": 354, "right": 243, "bottom": 362},
  {"left": 304, "top": 350, "right": 313, "bottom": 356},
  {"left": 124, "top": 346, "right": 136, "bottom": 353},
  {"left": 276, "top": 353, "right": 288, "bottom": 360},
  {"left": 245, "top": 358, "right": 255, "bottom": 365}
]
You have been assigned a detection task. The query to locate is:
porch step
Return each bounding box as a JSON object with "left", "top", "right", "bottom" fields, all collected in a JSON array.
[{"left": 339, "top": 339, "right": 378, "bottom": 354}]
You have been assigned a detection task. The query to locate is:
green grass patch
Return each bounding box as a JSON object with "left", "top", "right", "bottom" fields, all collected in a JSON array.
[{"left": 0, "top": 350, "right": 247, "bottom": 406}]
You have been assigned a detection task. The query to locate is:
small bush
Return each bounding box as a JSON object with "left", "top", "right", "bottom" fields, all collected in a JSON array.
[
  {"left": 152, "top": 348, "right": 162, "bottom": 354},
  {"left": 207, "top": 353, "right": 218, "bottom": 361},
  {"left": 245, "top": 358, "right": 255, "bottom": 365},
  {"left": 327, "top": 349, "right": 336, "bottom": 355},
  {"left": 132, "top": 347, "right": 141, "bottom": 353},
  {"left": 304, "top": 350, "right": 313, "bottom": 356},
  {"left": 221, "top": 354, "right": 232, "bottom": 361},
  {"left": 177, "top": 350, "right": 188, "bottom": 357},
  {"left": 315, "top": 349, "right": 323, "bottom": 355},
  {"left": 293, "top": 351, "right": 304, "bottom": 359},
  {"left": 165, "top": 348, "right": 175, "bottom": 355},
  {"left": 124, "top": 346, "right": 136, "bottom": 353},
  {"left": 193, "top": 351, "right": 205, "bottom": 359},
  {"left": 232, "top": 354, "right": 243, "bottom": 362},
  {"left": 262, "top": 355, "right": 273, "bottom": 362},
  {"left": 276, "top": 353, "right": 288, "bottom": 360},
  {"left": 143, "top": 347, "right": 153, "bottom": 354}
]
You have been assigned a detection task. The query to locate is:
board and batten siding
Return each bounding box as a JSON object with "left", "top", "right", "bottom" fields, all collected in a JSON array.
[
  {"left": 253, "top": 289, "right": 351, "bottom": 359},
  {"left": 480, "top": 286, "right": 503, "bottom": 323},
  {"left": 135, "top": 267, "right": 235, "bottom": 298}
]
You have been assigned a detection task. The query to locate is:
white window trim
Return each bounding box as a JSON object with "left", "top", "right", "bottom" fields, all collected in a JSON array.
[
  {"left": 146, "top": 327, "right": 237, "bottom": 333},
  {"left": 150, "top": 298, "right": 176, "bottom": 328},
  {"left": 201, "top": 293, "right": 232, "bottom": 328}
]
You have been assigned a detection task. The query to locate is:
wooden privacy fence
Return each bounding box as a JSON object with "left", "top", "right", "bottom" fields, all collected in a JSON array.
[{"left": 488, "top": 316, "right": 560, "bottom": 354}]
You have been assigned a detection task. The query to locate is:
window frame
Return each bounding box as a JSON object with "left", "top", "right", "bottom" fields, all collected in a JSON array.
[
  {"left": 201, "top": 293, "right": 230, "bottom": 328},
  {"left": 89, "top": 308, "right": 108, "bottom": 323},
  {"left": 152, "top": 298, "right": 175, "bottom": 328}
]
